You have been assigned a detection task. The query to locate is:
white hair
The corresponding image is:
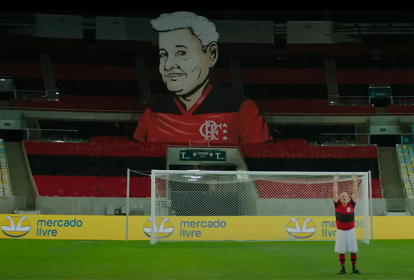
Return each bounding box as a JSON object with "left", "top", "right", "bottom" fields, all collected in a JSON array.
[{"left": 151, "top": 11, "right": 219, "bottom": 50}]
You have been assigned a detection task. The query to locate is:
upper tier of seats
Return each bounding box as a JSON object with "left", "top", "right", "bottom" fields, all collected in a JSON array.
[
  {"left": 24, "top": 141, "right": 378, "bottom": 158},
  {"left": 11, "top": 95, "right": 146, "bottom": 112},
  {"left": 3, "top": 53, "right": 414, "bottom": 111},
  {"left": 11, "top": 97, "right": 377, "bottom": 115},
  {"left": 273, "top": 124, "right": 358, "bottom": 145},
  {"left": 253, "top": 99, "right": 376, "bottom": 115}
]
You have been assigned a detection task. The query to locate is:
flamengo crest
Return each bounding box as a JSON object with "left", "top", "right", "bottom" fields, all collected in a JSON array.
[{"left": 199, "top": 120, "right": 228, "bottom": 141}]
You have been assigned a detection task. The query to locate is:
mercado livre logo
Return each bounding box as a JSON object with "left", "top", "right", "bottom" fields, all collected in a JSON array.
[
  {"left": 143, "top": 217, "right": 174, "bottom": 239},
  {"left": 1, "top": 216, "right": 31, "bottom": 238},
  {"left": 36, "top": 218, "right": 83, "bottom": 237},
  {"left": 2, "top": 216, "right": 84, "bottom": 238},
  {"left": 286, "top": 217, "right": 316, "bottom": 239}
]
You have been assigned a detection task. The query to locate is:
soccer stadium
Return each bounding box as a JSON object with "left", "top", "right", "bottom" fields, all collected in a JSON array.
[{"left": 1, "top": 9, "right": 414, "bottom": 279}]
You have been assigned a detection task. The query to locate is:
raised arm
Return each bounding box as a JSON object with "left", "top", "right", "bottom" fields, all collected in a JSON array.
[
  {"left": 333, "top": 174, "right": 339, "bottom": 202},
  {"left": 351, "top": 173, "right": 358, "bottom": 202}
]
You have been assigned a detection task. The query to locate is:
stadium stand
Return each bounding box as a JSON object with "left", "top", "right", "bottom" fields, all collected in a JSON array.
[
  {"left": 36, "top": 121, "right": 359, "bottom": 145},
  {"left": 36, "top": 120, "right": 134, "bottom": 142},
  {"left": 272, "top": 124, "right": 358, "bottom": 144},
  {"left": 335, "top": 56, "right": 414, "bottom": 100},
  {"left": 33, "top": 175, "right": 145, "bottom": 198},
  {"left": 396, "top": 145, "right": 414, "bottom": 199},
  {"left": 388, "top": 105, "right": 414, "bottom": 115},
  {"left": 24, "top": 141, "right": 382, "bottom": 198},
  {"left": 0, "top": 139, "right": 13, "bottom": 196},
  {"left": 0, "top": 53, "right": 378, "bottom": 115},
  {"left": 11, "top": 95, "right": 146, "bottom": 112},
  {"left": 3, "top": 13, "right": 407, "bottom": 215},
  {"left": 11, "top": 97, "right": 377, "bottom": 115},
  {"left": 253, "top": 99, "right": 376, "bottom": 115}
]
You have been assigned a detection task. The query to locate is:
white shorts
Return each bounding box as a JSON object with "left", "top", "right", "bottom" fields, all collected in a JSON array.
[{"left": 335, "top": 228, "right": 358, "bottom": 254}]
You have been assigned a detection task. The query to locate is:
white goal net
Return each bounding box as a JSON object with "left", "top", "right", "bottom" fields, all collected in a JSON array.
[{"left": 149, "top": 171, "right": 371, "bottom": 244}]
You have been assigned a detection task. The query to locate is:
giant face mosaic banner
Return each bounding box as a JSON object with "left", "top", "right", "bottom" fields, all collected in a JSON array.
[{"left": 134, "top": 11, "right": 271, "bottom": 144}]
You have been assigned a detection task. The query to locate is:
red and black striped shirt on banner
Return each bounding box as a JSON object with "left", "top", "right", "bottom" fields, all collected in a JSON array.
[
  {"left": 133, "top": 83, "right": 271, "bottom": 144},
  {"left": 334, "top": 199, "right": 356, "bottom": 231}
]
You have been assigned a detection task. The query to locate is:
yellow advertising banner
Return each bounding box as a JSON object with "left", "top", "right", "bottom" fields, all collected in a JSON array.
[
  {"left": 128, "top": 216, "right": 368, "bottom": 241},
  {"left": 0, "top": 214, "right": 413, "bottom": 241},
  {"left": 0, "top": 214, "right": 126, "bottom": 240},
  {"left": 372, "top": 216, "right": 414, "bottom": 239}
]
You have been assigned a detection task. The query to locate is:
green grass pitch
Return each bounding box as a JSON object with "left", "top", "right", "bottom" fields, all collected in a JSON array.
[{"left": 1, "top": 239, "right": 413, "bottom": 279}]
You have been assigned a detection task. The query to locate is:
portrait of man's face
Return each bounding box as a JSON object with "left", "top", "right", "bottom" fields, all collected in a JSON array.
[
  {"left": 134, "top": 12, "right": 270, "bottom": 144},
  {"left": 158, "top": 28, "right": 216, "bottom": 96}
]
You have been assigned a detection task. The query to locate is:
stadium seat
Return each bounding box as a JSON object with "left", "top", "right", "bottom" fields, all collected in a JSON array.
[
  {"left": 33, "top": 175, "right": 151, "bottom": 198},
  {"left": 26, "top": 141, "right": 382, "bottom": 198},
  {"left": 11, "top": 95, "right": 377, "bottom": 115},
  {"left": 396, "top": 145, "right": 414, "bottom": 198},
  {"left": 388, "top": 105, "right": 414, "bottom": 115},
  {"left": 0, "top": 140, "right": 13, "bottom": 197}
]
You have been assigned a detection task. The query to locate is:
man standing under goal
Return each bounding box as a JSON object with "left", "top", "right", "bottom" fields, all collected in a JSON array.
[{"left": 333, "top": 173, "right": 361, "bottom": 275}]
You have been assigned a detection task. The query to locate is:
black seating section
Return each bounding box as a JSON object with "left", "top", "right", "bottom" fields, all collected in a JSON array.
[{"left": 272, "top": 124, "right": 357, "bottom": 144}]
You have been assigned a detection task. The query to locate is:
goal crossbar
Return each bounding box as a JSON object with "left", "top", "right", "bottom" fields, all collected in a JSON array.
[{"left": 151, "top": 170, "right": 369, "bottom": 176}]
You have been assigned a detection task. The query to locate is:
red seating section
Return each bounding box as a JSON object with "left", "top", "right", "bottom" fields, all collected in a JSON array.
[
  {"left": 11, "top": 96, "right": 376, "bottom": 115},
  {"left": 90, "top": 136, "right": 131, "bottom": 143},
  {"left": 388, "top": 105, "right": 414, "bottom": 114},
  {"left": 27, "top": 141, "right": 381, "bottom": 198},
  {"left": 24, "top": 141, "right": 378, "bottom": 158},
  {"left": 33, "top": 175, "right": 382, "bottom": 198},
  {"left": 33, "top": 175, "right": 150, "bottom": 198},
  {"left": 371, "top": 179, "right": 382, "bottom": 198}
]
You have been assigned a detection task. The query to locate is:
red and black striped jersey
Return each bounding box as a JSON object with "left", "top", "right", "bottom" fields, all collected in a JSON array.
[
  {"left": 334, "top": 199, "right": 356, "bottom": 231},
  {"left": 134, "top": 83, "right": 271, "bottom": 144}
]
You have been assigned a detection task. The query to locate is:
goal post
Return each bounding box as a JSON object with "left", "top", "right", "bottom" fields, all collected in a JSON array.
[{"left": 149, "top": 170, "right": 371, "bottom": 245}]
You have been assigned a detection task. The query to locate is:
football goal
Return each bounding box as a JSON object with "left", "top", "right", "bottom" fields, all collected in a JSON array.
[{"left": 145, "top": 170, "right": 372, "bottom": 244}]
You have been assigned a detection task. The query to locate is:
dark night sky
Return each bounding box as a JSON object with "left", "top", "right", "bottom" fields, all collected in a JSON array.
[{"left": 1, "top": 10, "right": 414, "bottom": 23}]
